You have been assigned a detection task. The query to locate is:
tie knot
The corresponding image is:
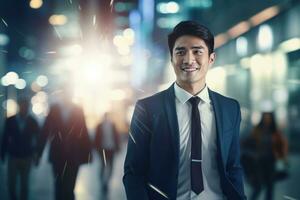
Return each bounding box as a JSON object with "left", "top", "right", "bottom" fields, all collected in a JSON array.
[{"left": 189, "top": 96, "right": 200, "bottom": 106}]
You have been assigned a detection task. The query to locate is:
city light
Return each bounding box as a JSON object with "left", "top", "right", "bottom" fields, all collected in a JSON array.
[
  {"left": 31, "top": 82, "right": 42, "bottom": 92},
  {"left": 29, "top": 0, "right": 43, "bottom": 9},
  {"left": 1, "top": 72, "right": 19, "bottom": 86},
  {"left": 31, "top": 91, "right": 48, "bottom": 116},
  {"left": 249, "top": 5, "right": 280, "bottom": 26},
  {"left": 207, "top": 67, "right": 227, "bottom": 93},
  {"left": 1, "top": 76, "right": 9, "bottom": 86},
  {"left": 214, "top": 33, "right": 229, "bottom": 48},
  {"left": 15, "top": 79, "right": 26, "bottom": 89},
  {"left": 279, "top": 38, "right": 300, "bottom": 53},
  {"left": 3, "top": 99, "right": 18, "bottom": 118},
  {"left": 257, "top": 24, "right": 273, "bottom": 51},
  {"left": 36, "top": 75, "right": 49, "bottom": 87},
  {"left": 49, "top": 15, "right": 68, "bottom": 26},
  {"left": 236, "top": 36, "right": 248, "bottom": 57},
  {"left": 157, "top": 2, "right": 180, "bottom": 14},
  {"left": 227, "top": 21, "right": 251, "bottom": 39},
  {"left": 0, "top": 33, "right": 9, "bottom": 46}
]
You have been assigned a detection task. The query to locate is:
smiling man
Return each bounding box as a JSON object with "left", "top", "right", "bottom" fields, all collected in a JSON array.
[{"left": 123, "top": 20, "right": 246, "bottom": 200}]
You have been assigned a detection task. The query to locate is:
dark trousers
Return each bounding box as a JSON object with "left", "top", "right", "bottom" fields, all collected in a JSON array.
[
  {"left": 99, "top": 149, "right": 115, "bottom": 199},
  {"left": 52, "top": 162, "right": 79, "bottom": 200},
  {"left": 250, "top": 158, "right": 275, "bottom": 200},
  {"left": 250, "top": 182, "right": 273, "bottom": 200},
  {"left": 7, "top": 157, "right": 31, "bottom": 200}
]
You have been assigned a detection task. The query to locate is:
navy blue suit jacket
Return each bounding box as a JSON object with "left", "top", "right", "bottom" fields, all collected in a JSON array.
[{"left": 123, "top": 84, "right": 246, "bottom": 200}]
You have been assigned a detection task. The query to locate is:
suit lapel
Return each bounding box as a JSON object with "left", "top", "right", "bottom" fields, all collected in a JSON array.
[
  {"left": 164, "top": 84, "right": 180, "bottom": 169},
  {"left": 209, "top": 89, "right": 227, "bottom": 167},
  {"left": 163, "top": 86, "right": 229, "bottom": 175}
]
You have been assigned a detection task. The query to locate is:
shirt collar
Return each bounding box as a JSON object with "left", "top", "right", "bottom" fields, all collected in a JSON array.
[{"left": 174, "top": 82, "right": 211, "bottom": 104}]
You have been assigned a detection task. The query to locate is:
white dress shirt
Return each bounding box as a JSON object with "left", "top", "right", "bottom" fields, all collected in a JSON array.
[{"left": 174, "top": 83, "right": 225, "bottom": 200}]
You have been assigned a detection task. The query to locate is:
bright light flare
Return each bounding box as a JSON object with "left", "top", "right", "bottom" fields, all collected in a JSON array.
[
  {"left": 70, "top": 47, "right": 115, "bottom": 128},
  {"left": 52, "top": 42, "right": 131, "bottom": 129}
]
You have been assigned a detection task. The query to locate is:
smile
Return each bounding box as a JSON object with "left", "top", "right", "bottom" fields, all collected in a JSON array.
[{"left": 181, "top": 67, "right": 200, "bottom": 72}]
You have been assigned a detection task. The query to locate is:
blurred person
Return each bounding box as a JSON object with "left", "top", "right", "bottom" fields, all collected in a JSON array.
[
  {"left": 94, "top": 112, "right": 120, "bottom": 199},
  {"left": 37, "top": 87, "right": 92, "bottom": 200},
  {"left": 242, "top": 112, "right": 288, "bottom": 200},
  {"left": 123, "top": 21, "right": 246, "bottom": 200},
  {"left": 1, "top": 98, "right": 40, "bottom": 200}
]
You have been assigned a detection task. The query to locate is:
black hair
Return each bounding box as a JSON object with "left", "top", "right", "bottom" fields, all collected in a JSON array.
[
  {"left": 258, "top": 112, "right": 277, "bottom": 133},
  {"left": 168, "top": 20, "right": 214, "bottom": 57}
]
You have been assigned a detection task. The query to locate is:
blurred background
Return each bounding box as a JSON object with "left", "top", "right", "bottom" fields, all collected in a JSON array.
[{"left": 0, "top": 0, "right": 300, "bottom": 199}]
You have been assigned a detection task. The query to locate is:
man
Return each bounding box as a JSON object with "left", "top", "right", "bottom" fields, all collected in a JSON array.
[
  {"left": 94, "top": 112, "right": 120, "bottom": 198},
  {"left": 1, "top": 98, "right": 39, "bottom": 200},
  {"left": 123, "top": 21, "right": 246, "bottom": 200},
  {"left": 38, "top": 87, "right": 91, "bottom": 200}
]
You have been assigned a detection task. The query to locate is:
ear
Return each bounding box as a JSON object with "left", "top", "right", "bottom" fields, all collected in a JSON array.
[
  {"left": 170, "top": 54, "right": 174, "bottom": 64},
  {"left": 209, "top": 52, "right": 216, "bottom": 65}
]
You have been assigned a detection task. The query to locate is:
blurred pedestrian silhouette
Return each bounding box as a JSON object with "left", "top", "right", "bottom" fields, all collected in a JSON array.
[
  {"left": 1, "top": 98, "right": 40, "bottom": 200},
  {"left": 94, "top": 112, "right": 120, "bottom": 199},
  {"left": 37, "top": 87, "right": 92, "bottom": 200},
  {"left": 241, "top": 112, "right": 288, "bottom": 200}
]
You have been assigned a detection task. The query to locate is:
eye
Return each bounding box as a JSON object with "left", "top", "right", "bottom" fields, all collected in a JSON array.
[
  {"left": 175, "top": 50, "right": 185, "bottom": 56},
  {"left": 193, "top": 49, "right": 204, "bottom": 55}
]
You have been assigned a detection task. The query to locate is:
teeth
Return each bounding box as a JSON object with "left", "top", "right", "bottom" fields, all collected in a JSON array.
[{"left": 182, "top": 68, "right": 197, "bottom": 72}]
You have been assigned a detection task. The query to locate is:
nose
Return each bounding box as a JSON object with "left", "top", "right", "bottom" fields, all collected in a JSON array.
[{"left": 183, "top": 51, "right": 195, "bottom": 65}]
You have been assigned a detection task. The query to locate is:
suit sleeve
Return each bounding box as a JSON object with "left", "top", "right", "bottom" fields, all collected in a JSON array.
[
  {"left": 123, "top": 100, "right": 151, "bottom": 200},
  {"left": 227, "top": 101, "right": 246, "bottom": 199}
]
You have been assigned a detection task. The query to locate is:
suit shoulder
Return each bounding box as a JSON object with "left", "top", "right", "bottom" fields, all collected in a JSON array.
[
  {"left": 210, "top": 90, "right": 240, "bottom": 107},
  {"left": 137, "top": 89, "right": 167, "bottom": 106}
]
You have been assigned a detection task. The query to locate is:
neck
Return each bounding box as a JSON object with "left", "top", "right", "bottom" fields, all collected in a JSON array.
[{"left": 176, "top": 81, "right": 206, "bottom": 95}]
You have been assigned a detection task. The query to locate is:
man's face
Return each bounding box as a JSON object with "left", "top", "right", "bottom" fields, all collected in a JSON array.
[{"left": 171, "top": 35, "right": 215, "bottom": 87}]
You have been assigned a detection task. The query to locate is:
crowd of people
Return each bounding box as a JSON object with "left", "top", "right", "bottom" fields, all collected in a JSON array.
[{"left": 1, "top": 93, "right": 121, "bottom": 200}]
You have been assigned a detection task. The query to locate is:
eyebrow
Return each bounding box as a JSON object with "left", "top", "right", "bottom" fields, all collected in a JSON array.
[
  {"left": 174, "top": 47, "right": 185, "bottom": 51},
  {"left": 174, "top": 46, "right": 205, "bottom": 51}
]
